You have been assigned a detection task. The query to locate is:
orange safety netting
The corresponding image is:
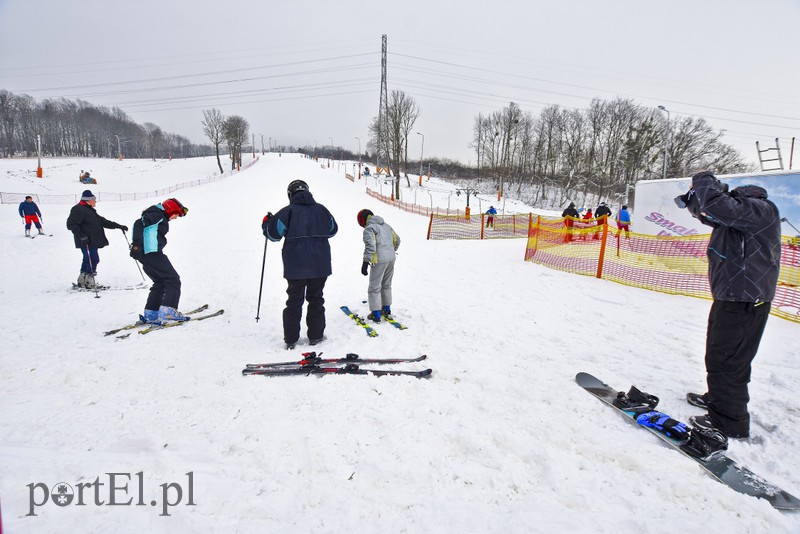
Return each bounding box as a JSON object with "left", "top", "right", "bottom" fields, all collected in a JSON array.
[
  {"left": 426, "top": 213, "right": 532, "bottom": 240},
  {"left": 524, "top": 216, "right": 800, "bottom": 323}
]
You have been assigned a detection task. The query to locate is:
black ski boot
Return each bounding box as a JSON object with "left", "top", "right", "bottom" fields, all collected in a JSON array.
[
  {"left": 686, "top": 392, "right": 709, "bottom": 409},
  {"left": 612, "top": 385, "right": 659, "bottom": 416}
]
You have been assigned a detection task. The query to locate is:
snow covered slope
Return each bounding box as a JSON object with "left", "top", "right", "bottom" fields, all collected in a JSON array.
[{"left": 1, "top": 155, "right": 799, "bottom": 532}]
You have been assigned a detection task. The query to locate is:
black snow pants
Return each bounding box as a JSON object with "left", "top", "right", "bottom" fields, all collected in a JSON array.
[
  {"left": 705, "top": 300, "right": 771, "bottom": 438},
  {"left": 283, "top": 277, "right": 327, "bottom": 345},
  {"left": 141, "top": 252, "right": 182, "bottom": 310}
]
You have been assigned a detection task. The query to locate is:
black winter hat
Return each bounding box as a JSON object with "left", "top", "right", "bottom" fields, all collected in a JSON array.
[{"left": 287, "top": 180, "right": 309, "bottom": 198}]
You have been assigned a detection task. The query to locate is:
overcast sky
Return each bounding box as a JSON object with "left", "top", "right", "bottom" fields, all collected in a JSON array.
[{"left": 1, "top": 0, "right": 798, "bottom": 169}]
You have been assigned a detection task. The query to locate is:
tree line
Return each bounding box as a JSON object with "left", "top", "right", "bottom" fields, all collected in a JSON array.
[
  {"left": 0, "top": 90, "right": 214, "bottom": 160},
  {"left": 2, "top": 86, "right": 755, "bottom": 209},
  {"left": 362, "top": 91, "right": 754, "bottom": 206},
  {"left": 469, "top": 98, "right": 752, "bottom": 206}
]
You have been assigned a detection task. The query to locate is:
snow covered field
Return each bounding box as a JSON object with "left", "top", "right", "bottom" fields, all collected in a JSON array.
[{"left": 1, "top": 154, "right": 799, "bottom": 533}]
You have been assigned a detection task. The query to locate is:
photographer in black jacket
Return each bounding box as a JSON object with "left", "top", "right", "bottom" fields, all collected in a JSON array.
[{"left": 676, "top": 171, "right": 782, "bottom": 439}]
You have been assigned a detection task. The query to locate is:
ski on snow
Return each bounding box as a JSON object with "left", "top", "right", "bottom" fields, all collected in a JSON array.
[
  {"left": 103, "top": 304, "right": 209, "bottom": 336},
  {"left": 245, "top": 352, "right": 427, "bottom": 369},
  {"left": 340, "top": 306, "right": 378, "bottom": 337},
  {"left": 576, "top": 372, "right": 800, "bottom": 511},
  {"left": 74, "top": 282, "right": 149, "bottom": 293},
  {"left": 381, "top": 315, "right": 408, "bottom": 330},
  {"left": 243, "top": 363, "right": 431, "bottom": 378},
  {"left": 137, "top": 309, "right": 224, "bottom": 335},
  {"left": 340, "top": 305, "right": 408, "bottom": 334}
]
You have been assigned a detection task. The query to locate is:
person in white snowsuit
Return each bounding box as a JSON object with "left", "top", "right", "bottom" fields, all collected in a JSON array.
[{"left": 357, "top": 209, "right": 400, "bottom": 322}]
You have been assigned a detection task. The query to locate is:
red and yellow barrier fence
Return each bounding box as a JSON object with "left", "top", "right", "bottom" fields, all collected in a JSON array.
[{"left": 525, "top": 215, "right": 800, "bottom": 324}]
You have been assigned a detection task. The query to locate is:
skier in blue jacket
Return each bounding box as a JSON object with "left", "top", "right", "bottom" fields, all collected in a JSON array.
[
  {"left": 485, "top": 206, "right": 497, "bottom": 228},
  {"left": 130, "top": 198, "right": 189, "bottom": 324},
  {"left": 19, "top": 196, "right": 44, "bottom": 236},
  {"left": 263, "top": 180, "right": 338, "bottom": 349}
]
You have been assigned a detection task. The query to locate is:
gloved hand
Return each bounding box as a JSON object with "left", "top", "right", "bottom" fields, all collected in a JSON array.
[
  {"left": 261, "top": 212, "right": 273, "bottom": 231},
  {"left": 119, "top": 224, "right": 129, "bottom": 232},
  {"left": 361, "top": 261, "right": 369, "bottom": 276},
  {"left": 79, "top": 235, "right": 90, "bottom": 244}
]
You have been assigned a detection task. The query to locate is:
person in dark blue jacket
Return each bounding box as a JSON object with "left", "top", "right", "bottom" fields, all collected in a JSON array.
[
  {"left": 19, "top": 195, "right": 44, "bottom": 236},
  {"left": 677, "top": 171, "right": 781, "bottom": 439},
  {"left": 66, "top": 190, "right": 128, "bottom": 289},
  {"left": 262, "top": 180, "right": 338, "bottom": 349},
  {"left": 130, "top": 198, "right": 189, "bottom": 324}
]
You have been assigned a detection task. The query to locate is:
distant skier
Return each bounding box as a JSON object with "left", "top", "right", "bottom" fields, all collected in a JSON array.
[
  {"left": 595, "top": 201, "right": 612, "bottom": 221},
  {"left": 262, "top": 180, "right": 338, "bottom": 349},
  {"left": 66, "top": 190, "right": 127, "bottom": 289},
  {"left": 561, "top": 202, "right": 579, "bottom": 242},
  {"left": 129, "top": 198, "right": 189, "bottom": 324},
  {"left": 357, "top": 209, "right": 401, "bottom": 322},
  {"left": 18, "top": 195, "right": 44, "bottom": 237},
  {"left": 594, "top": 201, "right": 612, "bottom": 240},
  {"left": 617, "top": 205, "right": 631, "bottom": 238},
  {"left": 485, "top": 206, "right": 497, "bottom": 228}
]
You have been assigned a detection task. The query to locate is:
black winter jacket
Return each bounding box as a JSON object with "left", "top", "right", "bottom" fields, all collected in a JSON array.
[
  {"left": 595, "top": 205, "right": 612, "bottom": 220},
  {"left": 263, "top": 190, "right": 338, "bottom": 279},
  {"left": 692, "top": 171, "right": 781, "bottom": 303},
  {"left": 562, "top": 206, "right": 579, "bottom": 219},
  {"left": 66, "top": 201, "right": 124, "bottom": 248}
]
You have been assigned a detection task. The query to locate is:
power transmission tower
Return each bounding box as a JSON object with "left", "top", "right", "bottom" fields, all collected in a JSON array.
[{"left": 378, "top": 34, "right": 390, "bottom": 181}]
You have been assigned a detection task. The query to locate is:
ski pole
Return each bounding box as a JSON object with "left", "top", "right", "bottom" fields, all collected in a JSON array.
[
  {"left": 84, "top": 243, "right": 100, "bottom": 299},
  {"left": 255, "top": 236, "right": 268, "bottom": 322},
  {"left": 121, "top": 229, "right": 146, "bottom": 282}
]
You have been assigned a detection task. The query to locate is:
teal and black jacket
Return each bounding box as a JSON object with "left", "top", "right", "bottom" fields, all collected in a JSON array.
[{"left": 132, "top": 204, "right": 170, "bottom": 255}]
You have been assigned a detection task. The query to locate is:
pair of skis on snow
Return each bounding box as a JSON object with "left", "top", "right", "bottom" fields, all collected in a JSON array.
[
  {"left": 243, "top": 352, "right": 431, "bottom": 378},
  {"left": 103, "top": 304, "right": 225, "bottom": 338},
  {"left": 577, "top": 372, "right": 800, "bottom": 511},
  {"left": 340, "top": 305, "right": 407, "bottom": 337}
]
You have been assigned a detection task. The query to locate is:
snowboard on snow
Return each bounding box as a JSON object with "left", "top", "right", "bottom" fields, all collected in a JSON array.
[{"left": 576, "top": 372, "right": 800, "bottom": 511}]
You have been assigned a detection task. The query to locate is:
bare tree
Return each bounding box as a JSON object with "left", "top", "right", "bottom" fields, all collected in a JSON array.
[
  {"left": 224, "top": 115, "right": 249, "bottom": 170},
  {"left": 381, "top": 90, "right": 422, "bottom": 197},
  {"left": 202, "top": 108, "right": 226, "bottom": 173},
  {"left": 0, "top": 90, "right": 19, "bottom": 157}
]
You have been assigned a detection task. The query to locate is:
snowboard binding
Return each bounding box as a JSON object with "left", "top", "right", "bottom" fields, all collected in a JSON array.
[
  {"left": 682, "top": 427, "right": 729, "bottom": 459},
  {"left": 612, "top": 385, "right": 659, "bottom": 416}
]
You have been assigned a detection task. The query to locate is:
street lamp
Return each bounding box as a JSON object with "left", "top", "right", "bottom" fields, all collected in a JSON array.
[
  {"left": 416, "top": 132, "right": 424, "bottom": 175},
  {"left": 658, "top": 105, "right": 670, "bottom": 180},
  {"left": 355, "top": 136, "right": 361, "bottom": 179}
]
